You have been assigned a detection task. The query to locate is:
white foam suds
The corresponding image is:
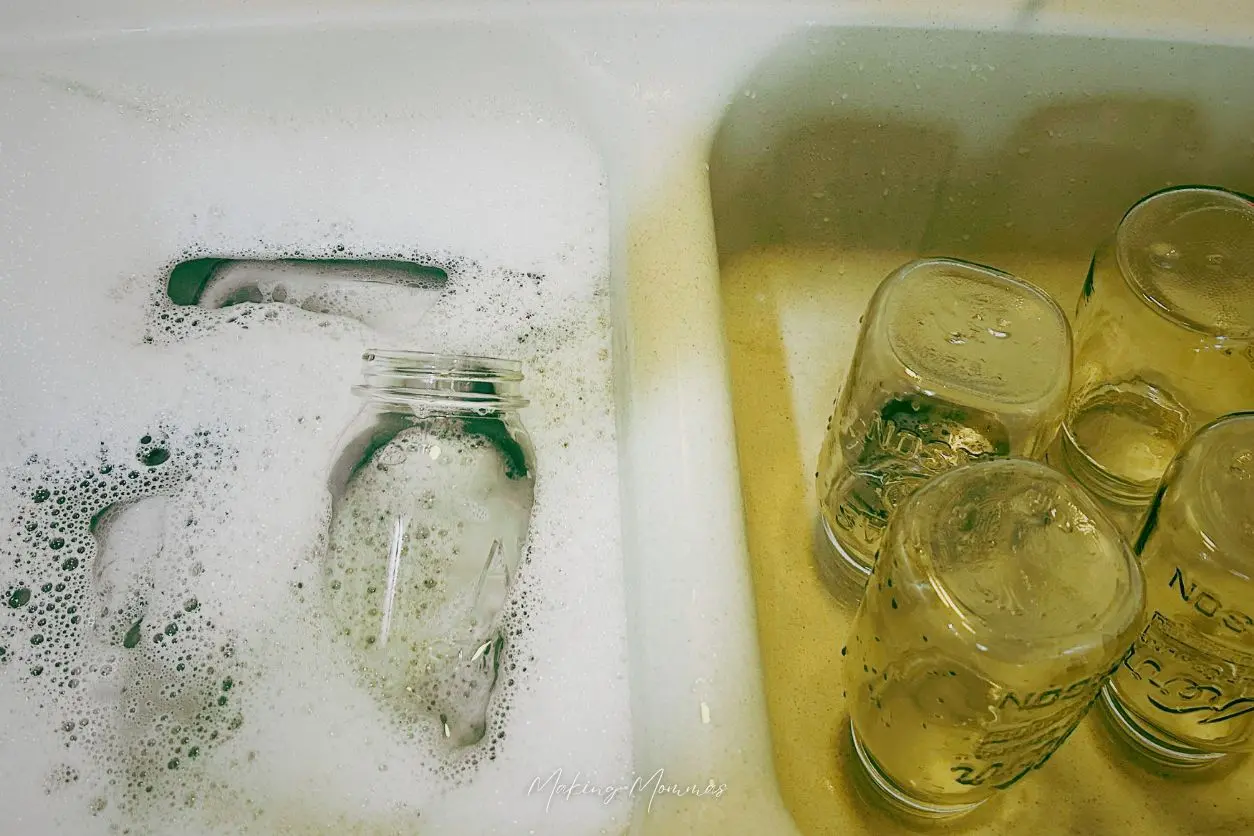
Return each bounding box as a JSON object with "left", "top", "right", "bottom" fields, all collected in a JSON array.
[{"left": 0, "top": 51, "right": 632, "bottom": 836}]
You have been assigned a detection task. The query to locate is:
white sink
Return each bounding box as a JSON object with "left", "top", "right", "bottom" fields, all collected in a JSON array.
[{"left": 1, "top": 3, "right": 1252, "bottom": 835}]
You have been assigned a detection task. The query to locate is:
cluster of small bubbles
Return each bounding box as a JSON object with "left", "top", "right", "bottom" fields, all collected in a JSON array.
[
  {"left": 0, "top": 183, "right": 627, "bottom": 833},
  {"left": 302, "top": 495, "right": 552, "bottom": 789},
  {"left": 316, "top": 417, "right": 547, "bottom": 785},
  {"left": 0, "top": 425, "right": 260, "bottom": 824},
  {"left": 44, "top": 763, "right": 81, "bottom": 793}
]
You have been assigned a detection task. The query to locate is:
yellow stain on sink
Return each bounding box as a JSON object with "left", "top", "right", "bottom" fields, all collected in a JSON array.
[{"left": 721, "top": 245, "right": 1254, "bottom": 835}]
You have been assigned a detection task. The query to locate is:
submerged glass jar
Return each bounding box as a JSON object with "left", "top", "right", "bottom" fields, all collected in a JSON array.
[{"left": 323, "top": 350, "right": 535, "bottom": 748}]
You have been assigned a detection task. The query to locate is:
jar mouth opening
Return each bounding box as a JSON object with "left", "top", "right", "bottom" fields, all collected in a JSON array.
[
  {"left": 361, "top": 349, "right": 523, "bottom": 381},
  {"left": 357, "top": 349, "right": 528, "bottom": 410}
]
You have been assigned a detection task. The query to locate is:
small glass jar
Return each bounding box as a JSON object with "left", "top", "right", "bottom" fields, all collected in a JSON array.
[{"left": 323, "top": 350, "right": 535, "bottom": 748}]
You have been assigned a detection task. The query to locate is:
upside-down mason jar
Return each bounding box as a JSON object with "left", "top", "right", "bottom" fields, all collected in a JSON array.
[
  {"left": 322, "top": 350, "right": 535, "bottom": 748},
  {"left": 1100, "top": 411, "right": 1254, "bottom": 769},
  {"left": 844, "top": 458, "right": 1144, "bottom": 818},
  {"left": 1059, "top": 187, "right": 1254, "bottom": 507},
  {"left": 816, "top": 258, "right": 1072, "bottom": 581}
]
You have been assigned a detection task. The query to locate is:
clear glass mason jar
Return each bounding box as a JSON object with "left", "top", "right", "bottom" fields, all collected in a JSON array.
[
  {"left": 1059, "top": 186, "right": 1254, "bottom": 506},
  {"left": 322, "top": 350, "right": 536, "bottom": 748},
  {"left": 844, "top": 458, "right": 1144, "bottom": 818},
  {"left": 1100, "top": 410, "right": 1254, "bottom": 769},
  {"left": 816, "top": 258, "right": 1072, "bottom": 580}
]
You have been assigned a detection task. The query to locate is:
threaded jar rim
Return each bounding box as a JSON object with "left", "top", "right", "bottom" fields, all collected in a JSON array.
[{"left": 353, "top": 349, "right": 528, "bottom": 411}]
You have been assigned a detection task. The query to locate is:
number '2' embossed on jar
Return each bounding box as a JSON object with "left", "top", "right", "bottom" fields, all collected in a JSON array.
[{"left": 322, "top": 350, "right": 535, "bottom": 749}]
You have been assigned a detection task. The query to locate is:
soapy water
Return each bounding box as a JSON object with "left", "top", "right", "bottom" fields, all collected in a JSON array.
[
  {"left": 0, "top": 432, "right": 251, "bottom": 815},
  {"left": 0, "top": 248, "right": 630, "bottom": 834},
  {"left": 0, "top": 251, "right": 628, "bottom": 836},
  {"left": 0, "top": 61, "right": 630, "bottom": 832},
  {"left": 324, "top": 416, "right": 535, "bottom": 751}
]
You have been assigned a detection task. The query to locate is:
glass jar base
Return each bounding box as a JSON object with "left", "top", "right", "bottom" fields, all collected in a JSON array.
[
  {"left": 1099, "top": 685, "right": 1229, "bottom": 770},
  {"left": 1059, "top": 421, "right": 1159, "bottom": 505},
  {"left": 819, "top": 514, "right": 874, "bottom": 580},
  {"left": 849, "top": 721, "right": 986, "bottom": 820}
]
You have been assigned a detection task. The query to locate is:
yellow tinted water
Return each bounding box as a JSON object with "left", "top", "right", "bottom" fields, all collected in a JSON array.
[{"left": 721, "top": 245, "right": 1254, "bottom": 835}]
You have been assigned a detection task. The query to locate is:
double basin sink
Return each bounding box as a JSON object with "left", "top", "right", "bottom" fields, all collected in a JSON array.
[{"left": 1, "top": 2, "right": 1253, "bottom": 833}]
